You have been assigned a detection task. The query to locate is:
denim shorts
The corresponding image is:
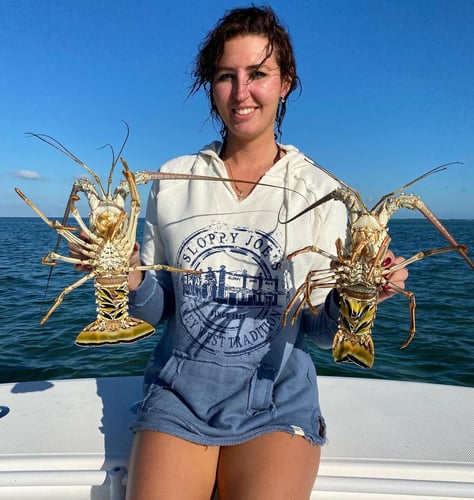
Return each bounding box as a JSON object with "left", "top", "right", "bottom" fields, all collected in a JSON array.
[{"left": 131, "top": 345, "right": 327, "bottom": 447}]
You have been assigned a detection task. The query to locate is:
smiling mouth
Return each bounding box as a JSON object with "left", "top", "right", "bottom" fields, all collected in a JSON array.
[{"left": 233, "top": 107, "right": 256, "bottom": 116}]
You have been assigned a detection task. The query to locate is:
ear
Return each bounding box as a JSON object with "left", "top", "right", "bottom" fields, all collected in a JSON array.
[{"left": 280, "top": 76, "right": 292, "bottom": 100}]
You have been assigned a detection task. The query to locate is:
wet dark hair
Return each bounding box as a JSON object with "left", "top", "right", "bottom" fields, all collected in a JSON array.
[{"left": 190, "top": 5, "right": 300, "bottom": 138}]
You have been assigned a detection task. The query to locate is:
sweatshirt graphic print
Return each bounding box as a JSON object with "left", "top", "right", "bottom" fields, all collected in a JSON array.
[{"left": 177, "top": 222, "right": 286, "bottom": 356}]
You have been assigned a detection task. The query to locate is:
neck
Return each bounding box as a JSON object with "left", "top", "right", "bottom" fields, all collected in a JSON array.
[
  {"left": 220, "top": 134, "right": 280, "bottom": 175},
  {"left": 220, "top": 135, "right": 283, "bottom": 200}
]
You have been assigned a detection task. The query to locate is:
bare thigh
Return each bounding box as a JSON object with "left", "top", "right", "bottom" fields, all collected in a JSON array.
[
  {"left": 216, "top": 432, "right": 321, "bottom": 500},
  {"left": 126, "top": 431, "right": 220, "bottom": 500}
]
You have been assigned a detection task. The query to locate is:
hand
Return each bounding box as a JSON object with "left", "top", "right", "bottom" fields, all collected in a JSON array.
[
  {"left": 128, "top": 242, "right": 144, "bottom": 291},
  {"left": 378, "top": 249, "right": 409, "bottom": 303},
  {"left": 70, "top": 231, "right": 143, "bottom": 290},
  {"left": 69, "top": 232, "right": 92, "bottom": 272}
]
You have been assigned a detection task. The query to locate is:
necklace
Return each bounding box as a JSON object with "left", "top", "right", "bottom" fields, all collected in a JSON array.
[{"left": 225, "top": 145, "right": 282, "bottom": 201}]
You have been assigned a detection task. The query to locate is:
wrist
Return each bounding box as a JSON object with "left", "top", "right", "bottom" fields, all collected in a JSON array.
[{"left": 129, "top": 270, "right": 144, "bottom": 291}]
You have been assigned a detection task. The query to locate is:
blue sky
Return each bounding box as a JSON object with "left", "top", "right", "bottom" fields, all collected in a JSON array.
[{"left": 1, "top": 0, "right": 473, "bottom": 218}]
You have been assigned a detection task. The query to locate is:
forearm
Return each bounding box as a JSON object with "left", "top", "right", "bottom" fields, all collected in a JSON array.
[{"left": 128, "top": 271, "right": 174, "bottom": 326}]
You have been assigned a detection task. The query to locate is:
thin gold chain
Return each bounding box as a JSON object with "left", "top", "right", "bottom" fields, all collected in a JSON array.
[{"left": 225, "top": 145, "right": 281, "bottom": 200}]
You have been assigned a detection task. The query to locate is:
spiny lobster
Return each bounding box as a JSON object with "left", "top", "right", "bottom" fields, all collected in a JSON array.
[{"left": 283, "top": 161, "right": 474, "bottom": 368}]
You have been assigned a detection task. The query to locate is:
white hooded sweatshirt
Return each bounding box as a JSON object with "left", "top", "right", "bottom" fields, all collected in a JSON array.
[{"left": 129, "top": 142, "right": 347, "bottom": 445}]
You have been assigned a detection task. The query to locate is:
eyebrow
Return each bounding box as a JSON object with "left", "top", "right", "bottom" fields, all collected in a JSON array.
[{"left": 215, "top": 63, "right": 277, "bottom": 73}]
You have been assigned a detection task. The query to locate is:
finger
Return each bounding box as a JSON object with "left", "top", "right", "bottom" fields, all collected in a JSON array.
[
  {"left": 74, "top": 263, "right": 92, "bottom": 272},
  {"left": 130, "top": 243, "right": 142, "bottom": 267},
  {"left": 389, "top": 259, "right": 409, "bottom": 285}
]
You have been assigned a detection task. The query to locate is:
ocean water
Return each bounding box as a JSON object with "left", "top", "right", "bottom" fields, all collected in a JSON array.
[{"left": 0, "top": 217, "right": 473, "bottom": 387}]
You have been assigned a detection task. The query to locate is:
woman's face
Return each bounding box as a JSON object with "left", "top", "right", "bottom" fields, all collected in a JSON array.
[{"left": 212, "top": 35, "right": 290, "bottom": 143}]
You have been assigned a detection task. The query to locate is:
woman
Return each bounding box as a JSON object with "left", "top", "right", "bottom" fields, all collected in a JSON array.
[{"left": 125, "top": 6, "right": 407, "bottom": 500}]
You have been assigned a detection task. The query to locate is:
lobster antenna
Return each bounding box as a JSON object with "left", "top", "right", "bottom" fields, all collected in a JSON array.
[
  {"left": 97, "top": 121, "right": 130, "bottom": 196},
  {"left": 97, "top": 143, "right": 115, "bottom": 197},
  {"left": 41, "top": 184, "right": 77, "bottom": 315},
  {"left": 27, "top": 132, "right": 107, "bottom": 197},
  {"left": 280, "top": 156, "right": 368, "bottom": 224},
  {"left": 304, "top": 156, "right": 366, "bottom": 208},
  {"left": 372, "top": 162, "right": 463, "bottom": 211},
  {"left": 116, "top": 121, "right": 130, "bottom": 160},
  {"left": 279, "top": 190, "right": 340, "bottom": 224}
]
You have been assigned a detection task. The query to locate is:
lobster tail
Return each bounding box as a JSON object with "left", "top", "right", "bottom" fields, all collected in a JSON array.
[
  {"left": 332, "top": 292, "right": 377, "bottom": 369},
  {"left": 333, "top": 331, "right": 375, "bottom": 368},
  {"left": 75, "top": 277, "right": 155, "bottom": 346},
  {"left": 75, "top": 317, "right": 155, "bottom": 346}
]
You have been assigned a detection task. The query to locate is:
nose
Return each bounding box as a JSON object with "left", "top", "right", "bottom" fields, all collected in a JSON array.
[{"left": 232, "top": 74, "right": 251, "bottom": 101}]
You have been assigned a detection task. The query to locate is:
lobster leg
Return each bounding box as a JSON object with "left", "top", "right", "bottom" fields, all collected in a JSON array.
[
  {"left": 41, "top": 272, "right": 95, "bottom": 324},
  {"left": 389, "top": 195, "right": 474, "bottom": 269},
  {"left": 287, "top": 245, "right": 338, "bottom": 261},
  {"left": 382, "top": 244, "right": 469, "bottom": 349},
  {"left": 383, "top": 282, "right": 417, "bottom": 349},
  {"left": 14, "top": 188, "right": 77, "bottom": 232}
]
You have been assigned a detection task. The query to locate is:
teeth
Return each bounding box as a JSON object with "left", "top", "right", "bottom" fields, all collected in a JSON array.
[{"left": 234, "top": 108, "right": 254, "bottom": 115}]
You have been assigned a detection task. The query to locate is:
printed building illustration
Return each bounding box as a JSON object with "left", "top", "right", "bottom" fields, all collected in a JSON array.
[{"left": 183, "top": 265, "right": 280, "bottom": 307}]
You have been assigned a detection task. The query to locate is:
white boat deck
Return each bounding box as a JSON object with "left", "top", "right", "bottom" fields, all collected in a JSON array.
[{"left": 0, "top": 375, "right": 472, "bottom": 499}]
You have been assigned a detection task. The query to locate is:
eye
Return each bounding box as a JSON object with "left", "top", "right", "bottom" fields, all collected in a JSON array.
[
  {"left": 250, "top": 70, "right": 266, "bottom": 80},
  {"left": 215, "top": 72, "right": 234, "bottom": 83}
]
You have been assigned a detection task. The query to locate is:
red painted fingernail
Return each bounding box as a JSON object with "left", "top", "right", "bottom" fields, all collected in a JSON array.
[{"left": 383, "top": 257, "right": 392, "bottom": 266}]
